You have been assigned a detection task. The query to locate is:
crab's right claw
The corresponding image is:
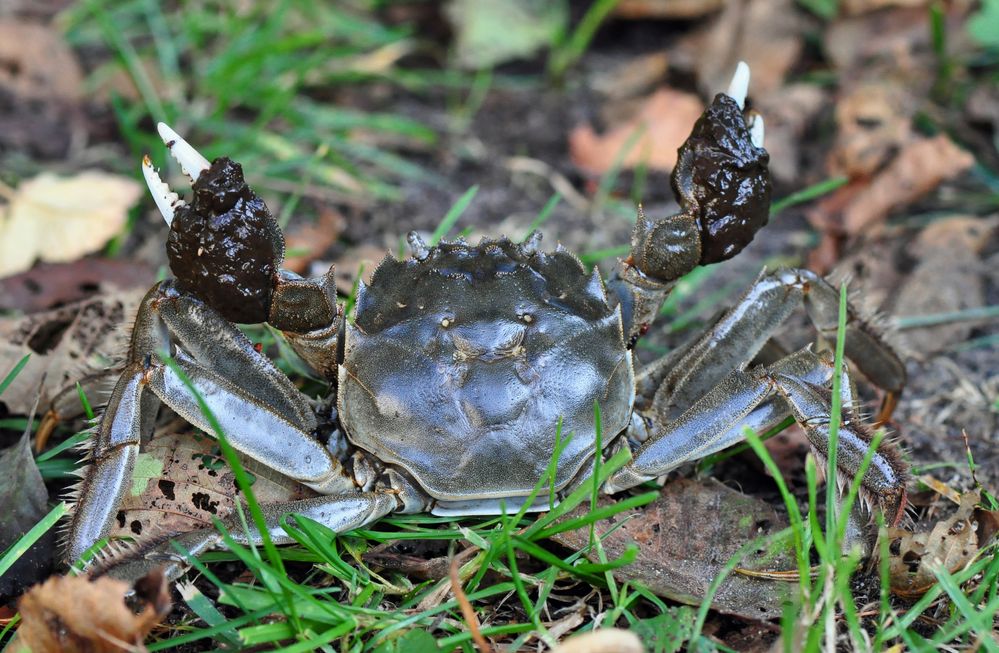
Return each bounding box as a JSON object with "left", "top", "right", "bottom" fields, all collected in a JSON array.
[
  {"left": 672, "top": 61, "right": 772, "bottom": 265},
  {"left": 142, "top": 123, "right": 285, "bottom": 325}
]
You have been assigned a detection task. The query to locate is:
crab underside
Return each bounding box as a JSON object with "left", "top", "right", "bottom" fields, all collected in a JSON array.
[{"left": 64, "top": 64, "right": 909, "bottom": 581}]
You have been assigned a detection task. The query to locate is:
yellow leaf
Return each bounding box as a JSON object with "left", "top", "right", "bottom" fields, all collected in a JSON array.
[{"left": 0, "top": 171, "right": 142, "bottom": 277}]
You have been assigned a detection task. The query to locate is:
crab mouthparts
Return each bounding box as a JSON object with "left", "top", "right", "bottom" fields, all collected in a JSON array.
[{"left": 140, "top": 122, "right": 212, "bottom": 226}]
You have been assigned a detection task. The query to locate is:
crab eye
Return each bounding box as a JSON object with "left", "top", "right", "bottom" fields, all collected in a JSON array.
[
  {"left": 519, "top": 313, "right": 534, "bottom": 324},
  {"left": 440, "top": 317, "right": 452, "bottom": 328}
]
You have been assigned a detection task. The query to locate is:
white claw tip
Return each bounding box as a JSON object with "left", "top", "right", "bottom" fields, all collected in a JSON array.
[
  {"left": 156, "top": 122, "right": 211, "bottom": 182},
  {"left": 726, "top": 61, "right": 751, "bottom": 110},
  {"left": 141, "top": 156, "right": 182, "bottom": 227},
  {"left": 749, "top": 114, "right": 765, "bottom": 148}
]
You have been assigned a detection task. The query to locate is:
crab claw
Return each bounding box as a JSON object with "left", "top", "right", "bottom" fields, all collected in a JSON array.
[
  {"left": 157, "top": 122, "right": 211, "bottom": 182},
  {"left": 141, "top": 155, "right": 185, "bottom": 226},
  {"left": 725, "top": 61, "right": 750, "bottom": 110}
]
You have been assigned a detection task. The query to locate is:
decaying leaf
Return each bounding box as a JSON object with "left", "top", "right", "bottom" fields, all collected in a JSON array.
[
  {"left": 105, "top": 428, "right": 317, "bottom": 547},
  {"left": 445, "top": 0, "right": 567, "bottom": 70},
  {"left": 0, "top": 259, "right": 155, "bottom": 314},
  {"left": 0, "top": 292, "right": 142, "bottom": 416},
  {"left": 14, "top": 569, "right": 170, "bottom": 653},
  {"left": 840, "top": 135, "right": 974, "bottom": 235},
  {"left": 615, "top": 0, "right": 724, "bottom": 19},
  {"left": 569, "top": 88, "right": 703, "bottom": 175},
  {"left": 892, "top": 216, "right": 996, "bottom": 355},
  {"left": 283, "top": 207, "right": 346, "bottom": 274},
  {"left": 0, "top": 171, "right": 142, "bottom": 278},
  {"left": 887, "top": 491, "right": 988, "bottom": 599},
  {"left": 552, "top": 478, "right": 794, "bottom": 621},
  {"left": 0, "top": 431, "right": 52, "bottom": 599},
  {"left": 683, "top": 0, "right": 803, "bottom": 96},
  {"left": 827, "top": 82, "right": 913, "bottom": 178},
  {"left": 0, "top": 20, "right": 83, "bottom": 102},
  {"left": 552, "top": 628, "right": 645, "bottom": 653}
]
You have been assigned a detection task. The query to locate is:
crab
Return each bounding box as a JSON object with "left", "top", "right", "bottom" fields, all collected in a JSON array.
[{"left": 65, "top": 63, "right": 909, "bottom": 580}]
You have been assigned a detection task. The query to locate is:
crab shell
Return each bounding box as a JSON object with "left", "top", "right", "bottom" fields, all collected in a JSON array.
[{"left": 338, "top": 237, "right": 635, "bottom": 509}]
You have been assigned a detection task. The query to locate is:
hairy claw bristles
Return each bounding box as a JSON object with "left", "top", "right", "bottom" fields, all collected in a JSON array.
[
  {"left": 725, "top": 61, "right": 750, "bottom": 110},
  {"left": 157, "top": 122, "right": 210, "bottom": 182},
  {"left": 141, "top": 156, "right": 184, "bottom": 226}
]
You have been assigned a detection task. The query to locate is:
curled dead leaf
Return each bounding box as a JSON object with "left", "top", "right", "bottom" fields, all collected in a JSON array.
[
  {"left": 887, "top": 491, "right": 985, "bottom": 599},
  {"left": 828, "top": 82, "right": 913, "bottom": 178},
  {"left": 0, "top": 291, "right": 142, "bottom": 416},
  {"left": 105, "top": 428, "right": 317, "bottom": 548},
  {"left": 14, "top": 569, "right": 170, "bottom": 653},
  {"left": 569, "top": 88, "right": 703, "bottom": 175},
  {"left": 552, "top": 478, "right": 794, "bottom": 621},
  {"left": 0, "top": 171, "right": 142, "bottom": 278},
  {"left": 0, "top": 20, "right": 83, "bottom": 102},
  {"left": 841, "top": 135, "right": 975, "bottom": 235}
]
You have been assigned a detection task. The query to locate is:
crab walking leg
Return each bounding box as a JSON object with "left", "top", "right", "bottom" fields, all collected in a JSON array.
[
  {"left": 96, "top": 493, "right": 398, "bottom": 582},
  {"left": 637, "top": 268, "right": 905, "bottom": 422},
  {"left": 606, "top": 350, "right": 908, "bottom": 525},
  {"left": 64, "top": 282, "right": 352, "bottom": 563}
]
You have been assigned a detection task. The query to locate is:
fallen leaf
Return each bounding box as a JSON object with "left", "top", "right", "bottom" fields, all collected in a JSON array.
[
  {"left": 840, "top": 135, "right": 975, "bottom": 234},
  {"left": 827, "top": 82, "right": 913, "bottom": 178},
  {"left": 888, "top": 491, "right": 983, "bottom": 599},
  {"left": 552, "top": 628, "right": 645, "bottom": 653},
  {"left": 332, "top": 244, "right": 385, "bottom": 290},
  {"left": 615, "top": 0, "right": 724, "bottom": 18},
  {"left": 14, "top": 569, "right": 170, "bottom": 653},
  {"left": 0, "top": 20, "right": 83, "bottom": 102},
  {"left": 892, "top": 216, "right": 996, "bottom": 355},
  {"left": 0, "top": 259, "right": 155, "bottom": 313},
  {"left": 0, "top": 431, "right": 53, "bottom": 601},
  {"left": 0, "top": 292, "right": 142, "bottom": 416},
  {"left": 445, "top": 0, "right": 567, "bottom": 70},
  {"left": 841, "top": 0, "right": 930, "bottom": 14},
  {"left": 632, "top": 609, "right": 698, "bottom": 653},
  {"left": 589, "top": 51, "right": 670, "bottom": 101},
  {"left": 104, "top": 427, "right": 317, "bottom": 548},
  {"left": 569, "top": 88, "right": 704, "bottom": 175},
  {"left": 0, "top": 171, "right": 142, "bottom": 278},
  {"left": 552, "top": 478, "right": 794, "bottom": 620},
  {"left": 683, "top": 0, "right": 803, "bottom": 96},
  {"left": 756, "top": 84, "right": 826, "bottom": 185},
  {"left": 283, "top": 208, "right": 345, "bottom": 274}
]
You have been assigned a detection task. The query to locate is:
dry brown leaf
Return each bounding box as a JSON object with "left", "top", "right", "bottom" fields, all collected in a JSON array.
[
  {"left": 14, "top": 570, "right": 170, "bottom": 653},
  {"left": 589, "top": 51, "right": 669, "bottom": 101},
  {"left": 888, "top": 491, "right": 984, "bottom": 599},
  {"left": 552, "top": 478, "right": 794, "bottom": 620},
  {"left": 552, "top": 629, "right": 645, "bottom": 653},
  {"left": 893, "top": 216, "right": 996, "bottom": 354},
  {"left": 756, "top": 84, "right": 826, "bottom": 185},
  {"left": 841, "top": 135, "right": 975, "bottom": 234},
  {"left": 0, "top": 20, "right": 83, "bottom": 102},
  {"left": 0, "top": 171, "right": 142, "bottom": 277},
  {"left": 683, "top": 0, "right": 803, "bottom": 96},
  {"left": 107, "top": 428, "right": 317, "bottom": 547},
  {"left": 841, "top": 0, "right": 930, "bottom": 14},
  {"left": 0, "top": 259, "right": 155, "bottom": 313},
  {"left": 0, "top": 292, "right": 142, "bottom": 415},
  {"left": 615, "top": 0, "right": 724, "bottom": 19},
  {"left": 828, "top": 82, "right": 913, "bottom": 178},
  {"left": 282, "top": 207, "right": 345, "bottom": 274},
  {"left": 569, "top": 88, "right": 703, "bottom": 175}
]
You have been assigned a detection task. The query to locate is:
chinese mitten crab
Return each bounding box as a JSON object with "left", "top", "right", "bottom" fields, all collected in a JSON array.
[{"left": 65, "top": 63, "right": 908, "bottom": 578}]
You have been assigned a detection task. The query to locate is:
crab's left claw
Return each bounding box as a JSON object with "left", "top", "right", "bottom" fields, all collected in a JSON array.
[
  {"left": 671, "top": 61, "right": 772, "bottom": 266},
  {"left": 142, "top": 123, "right": 285, "bottom": 324}
]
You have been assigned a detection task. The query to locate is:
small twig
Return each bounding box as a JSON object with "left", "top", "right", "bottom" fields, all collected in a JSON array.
[{"left": 449, "top": 556, "right": 492, "bottom": 653}]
